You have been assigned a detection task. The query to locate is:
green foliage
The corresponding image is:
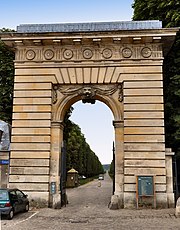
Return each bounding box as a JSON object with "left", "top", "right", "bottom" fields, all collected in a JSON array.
[
  {"left": 164, "top": 33, "right": 180, "bottom": 153},
  {"left": 0, "top": 28, "right": 15, "bottom": 33},
  {"left": 78, "top": 177, "right": 95, "bottom": 186},
  {"left": 132, "top": 0, "right": 180, "bottom": 27},
  {"left": 132, "top": 0, "right": 180, "bottom": 155},
  {"left": 0, "top": 28, "right": 15, "bottom": 123},
  {"left": 109, "top": 159, "right": 114, "bottom": 178},
  {"left": 63, "top": 109, "right": 104, "bottom": 177},
  {"left": 63, "top": 106, "right": 74, "bottom": 141}
]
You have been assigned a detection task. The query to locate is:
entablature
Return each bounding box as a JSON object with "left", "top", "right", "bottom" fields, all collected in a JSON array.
[{"left": 0, "top": 24, "right": 178, "bottom": 62}]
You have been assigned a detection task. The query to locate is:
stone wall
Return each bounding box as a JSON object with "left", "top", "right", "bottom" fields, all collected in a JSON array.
[
  {"left": 9, "top": 77, "right": 52, "bottom": 205},
  {"left": 0, "top": 151, "right": 9, "bottom": 188}
]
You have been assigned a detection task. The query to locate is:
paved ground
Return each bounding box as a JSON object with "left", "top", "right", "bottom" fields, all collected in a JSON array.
[{"left": 1, "top": 173, "right": 180, "bottom": 230}]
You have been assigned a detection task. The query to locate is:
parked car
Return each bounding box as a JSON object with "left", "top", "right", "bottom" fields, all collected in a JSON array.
[
  {"left": 0, "top": 188, "right": 29, "bottom": 219},
  {"left": 98, "top": 174, "right": 104, "bottom": 180}
]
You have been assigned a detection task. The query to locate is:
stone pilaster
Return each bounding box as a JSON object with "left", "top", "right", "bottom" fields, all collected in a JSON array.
[
  {"left": 165, "top": 148, "right": 175, "bottom": 208},
  {"left": 112, "top": 120, "right": 124, "bottom": 208},
  {"left": 49, "top": 121, "right": 64, "bottom": 208}
]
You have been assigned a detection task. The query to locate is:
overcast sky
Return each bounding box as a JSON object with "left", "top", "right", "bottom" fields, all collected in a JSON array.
[{"left": 0, "top": 0, "right": 134, "bottom": 164}]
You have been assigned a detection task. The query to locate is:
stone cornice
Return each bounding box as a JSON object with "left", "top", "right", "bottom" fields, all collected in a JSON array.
[
  {"left": 1, "top": 28, "right": 178, "bottom": 46},
  {"left": 51, "top": 121, "right": 64, "bottom": 129},
  {"left": 113, "top": 120, "right": 124, "bottom": 128},
  {"left": 1, "top": 28, "right": 178, "bottom": 59}
]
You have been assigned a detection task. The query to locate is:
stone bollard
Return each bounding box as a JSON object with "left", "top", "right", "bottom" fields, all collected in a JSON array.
[
  {"left": 108, "top": 195, "right": 120, "bottom": 210},
  {"left": 175, "top": 197, "right": 180, "bottom": 217}
]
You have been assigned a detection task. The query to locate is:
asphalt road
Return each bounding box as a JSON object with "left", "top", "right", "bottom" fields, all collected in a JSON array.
[{"left": 1, "top": 173, "right": 180, "bottom": 230}]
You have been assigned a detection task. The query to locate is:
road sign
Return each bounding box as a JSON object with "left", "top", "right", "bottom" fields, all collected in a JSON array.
[{"left": 0, "top": 160, "right": 9, "bottom": 165}]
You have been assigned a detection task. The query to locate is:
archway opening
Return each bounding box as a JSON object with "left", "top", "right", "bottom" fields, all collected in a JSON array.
[
  {"left": 71, "top": 101, "right": 114, "bottom": 165},
  {"left": 63, "top": 100, "right": 115, "bottom": 208}
]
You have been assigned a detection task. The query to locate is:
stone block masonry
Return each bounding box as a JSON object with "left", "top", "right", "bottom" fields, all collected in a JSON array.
[{"left": 0, "top": 20, "right": 178, "bottom": 208}]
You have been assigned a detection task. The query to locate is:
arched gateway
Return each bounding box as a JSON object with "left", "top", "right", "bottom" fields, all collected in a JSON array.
[{"left": 1, "top": 21, "right": 178, "bottom": 209}]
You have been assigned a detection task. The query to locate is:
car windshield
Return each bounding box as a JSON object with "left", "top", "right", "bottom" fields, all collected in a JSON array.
[{"left": 0, "top": 190, "right": 9, "bottom": 201}]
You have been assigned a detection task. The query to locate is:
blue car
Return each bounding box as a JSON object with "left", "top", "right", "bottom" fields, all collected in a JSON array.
[{"left": 0, "top": 188, "right": 29, "bottom": 219}]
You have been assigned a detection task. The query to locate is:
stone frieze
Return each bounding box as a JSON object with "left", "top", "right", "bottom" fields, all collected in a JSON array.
[{"left": 16, "top": 44, "right": 162, "bottom": 62}]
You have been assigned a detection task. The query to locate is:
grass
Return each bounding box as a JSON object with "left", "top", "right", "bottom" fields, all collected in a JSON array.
[{"left": 79, "top": 176, "right": 98, "bottom": 186}]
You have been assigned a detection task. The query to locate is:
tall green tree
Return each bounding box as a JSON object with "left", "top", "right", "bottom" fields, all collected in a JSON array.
[
  {"left": 163, "top": 35, "right": 180, "bottom": 152},
  {"left": 0, "top": 28, "right": 15, "bottom": 123},
  {"left": 132, "top": 0, "right": 180, "bottom": 27},
  {"left": 109, "top": 159, "right": 114, "bottom": 178},
  {"left": 132, "top": 0, "right": 180, "bottom": 154},
  {"left": 64, "top": 114, "right": 104, "bottom": 177}
]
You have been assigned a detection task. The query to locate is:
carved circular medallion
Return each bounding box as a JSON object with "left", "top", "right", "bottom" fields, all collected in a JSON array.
[
  {"left": 26, "top": 50, "right": 36, "bottom": 60},
  {"left": 44, "top": 49, "right": 54, "bottom": 60},
  {"left": 83, "top": 49, "right": 93, "bottom": 59},
  {"left": 102, "top": 48, "right": 112, "bottom": 59},
  {"left": 141, "top": 47, "right": 152, "bottom": 58},
  {"left": 122, "top": 48, "right": 132, "bottom": 58},
  {"left": 63, "top": 49, "right": 73, "bottom": 59}
]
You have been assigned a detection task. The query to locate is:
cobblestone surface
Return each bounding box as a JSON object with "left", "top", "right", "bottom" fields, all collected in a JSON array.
[{"left": 1, "top": 173, "right": 180, "bottom": 230}]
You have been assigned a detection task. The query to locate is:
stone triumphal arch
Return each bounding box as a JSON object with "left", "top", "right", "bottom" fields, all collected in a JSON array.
[{"left": 1, "top": 21, "right": 178, "bottom": 208}]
